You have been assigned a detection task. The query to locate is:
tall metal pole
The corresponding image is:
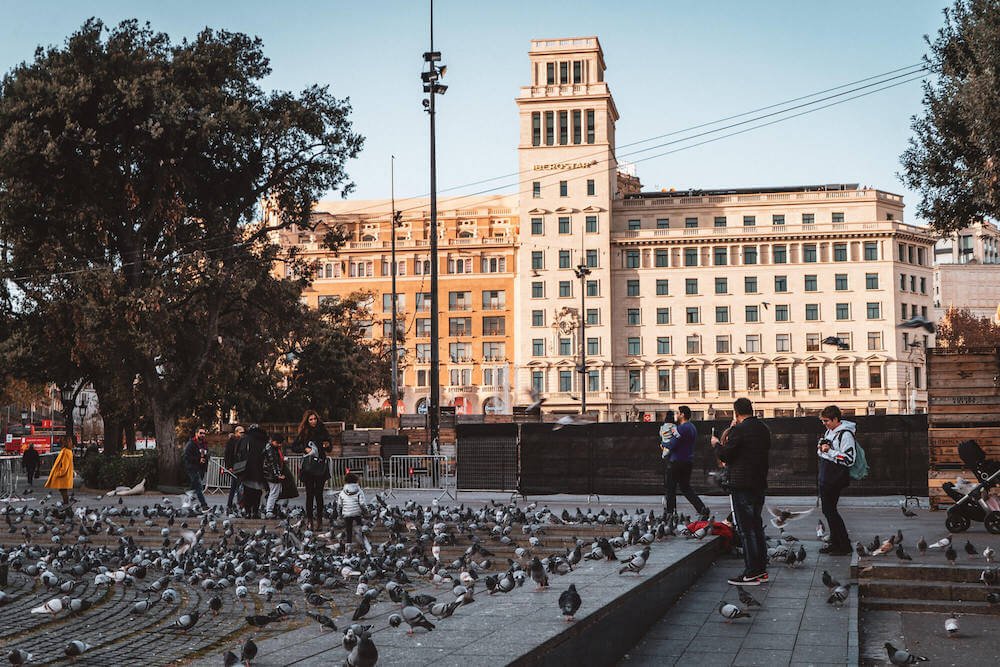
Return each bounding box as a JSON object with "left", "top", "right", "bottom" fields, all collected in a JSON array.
[
  {"left": 575, "top": 262, "right": 592, "bottom": 416},
  {"left": 390, "top": 156, "right": 399, "bottom": 418}
]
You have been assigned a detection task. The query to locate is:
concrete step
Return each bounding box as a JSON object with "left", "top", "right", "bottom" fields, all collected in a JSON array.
[
  {"left": 860, "top": 578, "right": 994, "bottom": 603},
  {"left": 862, "top": 596, "right": 1000, "bottom": 614},
  {"left": 854, "top": 560, "right": 993, "bottom": 583}
]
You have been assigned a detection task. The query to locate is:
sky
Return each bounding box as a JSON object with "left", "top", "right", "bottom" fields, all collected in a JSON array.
[{"left": 0, "top": 0, "right": 954, "bottom": 224}]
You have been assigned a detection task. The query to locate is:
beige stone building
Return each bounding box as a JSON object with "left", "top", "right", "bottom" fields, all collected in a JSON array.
[{"left": 933, "top": 221, "right": 1000, "bottom": 321}]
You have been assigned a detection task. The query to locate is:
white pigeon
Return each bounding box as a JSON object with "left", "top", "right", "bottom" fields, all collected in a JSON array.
[
  {"left": 945, "top": 615, "right": 959, "bottom": 637},
  {"left": 31, "top": 597, "right": 65, "bottom": 616},
  {"left": 552, "top": 414, "right": 595, "bottom": 430},
  {"left": 984, "top": 546, "right": 995, "bottom": 563},
  {"left": 927, "top": 537, "right": 951, "bottom": 549},
  {"left": 718, "top": 602, "right": 750, "bottom": 622}
]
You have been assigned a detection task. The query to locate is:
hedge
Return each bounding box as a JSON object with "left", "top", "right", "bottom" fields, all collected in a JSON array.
[{"left": 80, "top": 452, "right": 159, "bottom": 491}]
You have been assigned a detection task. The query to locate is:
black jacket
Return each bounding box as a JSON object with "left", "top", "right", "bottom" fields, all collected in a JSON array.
[
  {"left": 237, "top": 429, "right": 268, "bottom": 485},
  {"left": 182, "top": 437, "right": 208, "bottom": 475},
  {"left": 263, "top": 444, "right": 284, "bottom": 483},
  {"left": 22, "top": 447, "right": 39, "bottom": 471},
  {"left": 223, "top": 435, "right": 241, "bottom": 469},
  {"left": 714, "top": 416, "right": 770, "bottom": 492},
  {"left": 291, "top": 424, "right": 332, "bottom": 455}
]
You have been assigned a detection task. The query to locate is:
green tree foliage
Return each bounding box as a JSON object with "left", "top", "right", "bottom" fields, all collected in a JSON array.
[
  {"left": 901, "top": 0, "right": 1000, "bottom": 234},
  {"left": 0, "top": 19, "right": 362, "bottom": 480}
]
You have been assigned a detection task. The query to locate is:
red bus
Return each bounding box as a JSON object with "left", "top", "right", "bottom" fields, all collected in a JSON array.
[{"left": 4, "top": 422, "right": 75, "bottom": 455}]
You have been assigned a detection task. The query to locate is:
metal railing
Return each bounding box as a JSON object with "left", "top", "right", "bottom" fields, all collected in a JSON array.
[
  {"left": 385, "top": 455, "right": 456, "bottom": 500},
  {"left": 202, "top": 455, "right": 388, "bottom": 493},
  {"left": 0, "top": 457, "right": 16, "bottom": 500}
]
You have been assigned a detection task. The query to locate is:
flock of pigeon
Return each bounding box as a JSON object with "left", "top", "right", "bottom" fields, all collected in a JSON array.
[{"left": 1, "top": 491, "right": 723, "bottom": 665}]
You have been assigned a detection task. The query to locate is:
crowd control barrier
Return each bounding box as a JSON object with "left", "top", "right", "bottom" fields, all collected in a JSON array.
[
  {"left": 385, "top": 455, "right": 456, "bottom": 501},
  {"left": 0, "top": 457, "right": 16, "bottom": 500}
]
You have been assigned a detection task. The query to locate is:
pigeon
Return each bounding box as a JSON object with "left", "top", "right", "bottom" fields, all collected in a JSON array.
[
  {"left": 552, "top": 414, "right": 594, "bottom": 430},
  {"left": 132, "top": 599, "right": 154, "bottom": 614},
  {"left": 945, "top": 614, "right": 959, "bottom": 637},
  {"left": 246, "top": 615, "right": 274, "bottom": 630},
  {"left": 223, "top": 651, "right": 239, "bottom": 667},
  {"left": 529, "top": 557, "right": 548, "bottom": 590},
  {"left": 64, "top": 640, "right": 93, "bottom": 661},
  {"left": 927, "top": 536, "right": 951, "bottom": 549},
  {"left": 821, "top": 570, "right": 840, "bottom": 591},
  {"left": 901, "top": 503, "right": 917, "bottom": 518},
  {"left": 985, "top": 546, "right": 996, "bottom": 563},
  {"left": 429, "top": 600, "right": 461, "bottom": 620},
  {"left": 342, "top": 628, "right": 359, "bottom": 653},
  {"left": 982, "top": 568, "right": 999, "bottom": 587},
  {"left": 619, "top": 548, "right": 649, "bottom": 575},
  {"left": 209, "top": 595, "right": 223, "bottom": 615},
  {"left": 6, "top": 649, "right": 32, "bottom": 665},
  {"left": 737, "top": 587, "right": 761, "bottom": 608},
  {"left": 352, "top": 595, "right": 373, "bottom": 620},
  {"left": 945, "top": 545, "right": 958, "bottom": 565},
  {"left": 558, "top": 584, "right": 581, "bottom": 621},
  {"left": 241, "top": 639, "right": 257, "bottom": 664},
  {"left": 895, "top": 544, "right": 912, "bottom": 561},
  {"left": 986, "top": 591, "right": 1000, "bottom": 605},
  {"left": 388, "top": 613, "right": 403, "bottom": 628},
  {"left": 307, "top": 612, "right": 338, "bottom": 631},
  {"left": 718, "top": 602, "right": 750, "bottom": 623},
  {"left": 767, "top": 506, "right": 812, "bottom": 528},
  {"left": 827, "top": 585, "right": 850, "bottom": 607},
  {"left": 964, "top": 539, "right": 977, "bottom": 559},
  {"left": 346, "top": 631, "right": 378, "bottom": 667},
  {"left": 855, "top": 542, "right": 867, "bottom": 559},
  {"left": 174, "top": 611, "right": 199, "bottom": 632},
  {"left": 885, "top": 642, "right": 928, "bottom": 664},
  {"left": 401, "top": 603, "right": 435, "bottom": 634},
  {"left": 917, "top": 536, "right": 927, "bottom": 555},
  {"left": 816, "top": 520, "right": 826, "bottom": 540}
]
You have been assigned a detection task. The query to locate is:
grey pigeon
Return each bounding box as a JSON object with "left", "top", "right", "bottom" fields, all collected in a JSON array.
[
  {"left": 64, "top": 640, "right": 93, "bottom": 660},
  {"left": 528, "top": 557, "right": 548, "bottom": 590},
  {"left": 240, "top": 638, "right": 257, "bottom": 664},
  {"left": 429, "top": 600, "right": 461, "bottom": 620},
  {"left": 718, "top": 602, "right": 750, "bottom": 623},
  {"left": 558, "top": 584, "right": 581, "bottom": 621},
  {"left": 7, "top": 649, "right": 32, "bottom": 665},
  {"left": 827, "top": 585, "right": 850, "bottom": 607},
  {"left": 388, "top": 613, "right": 403, "bottom": 628},
  {"left": 884, "top": 642, "right": 928, "bottom": 665},
  {"left": 307, "top": 612, "right": 338, "bottom": 631},
  {"left": 737, "top": 587, "right": 760, "bottom": 608},
  {"left": 223, "top": 650, "right": 239, "bottom": 667},
  {"left": 343, "top": 628, "right": 359, "bottom": 653},
  {"left": 346, "top": 631, "right": 378, "bottom": 667},
  {"left": 352, "top": 594, "right": 373, "bottom": 620},
  {"left": 174, "top": 610, "right": 199, "bottom": 631},
  {"left": 619, "top": 547, "right": 649, "bottom": 575},
  {"left": 401, "top": 603, "right": 435, "bottom": 634}
]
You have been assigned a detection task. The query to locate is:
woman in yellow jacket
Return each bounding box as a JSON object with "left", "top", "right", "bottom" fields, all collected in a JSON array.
[{"left": 45, "top": 436, "right": 75, "bottom": 503}]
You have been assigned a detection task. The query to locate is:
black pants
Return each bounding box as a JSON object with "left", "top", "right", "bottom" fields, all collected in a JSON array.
[
  {"left": 663, "top": 460, "right": 707, "bottom": 515},
  {"left": 304, "top": 478, "right": 326, "bottom": 525},
  {"left": 344, "top": 515, "right": 362, "bottom": 544},
  {"left": 242, "top": 487, "right": 262, "bottom": 518},
  {"left": 25, "top": 467, "right": 37, "bottom": 486},
  {"left": 820, "top": 482, "right": 850, "bottom": 549}
]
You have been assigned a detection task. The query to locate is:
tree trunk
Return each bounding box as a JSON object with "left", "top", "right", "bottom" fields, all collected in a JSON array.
[
  {"left": 124, "top": 423, "right": 136, "bottom": 454},
  {"left": 104, "top": 421, "right": 123, "bottom": 456},
  {"left": 151, "top": 399, "right": 181, "bottom": 486}
]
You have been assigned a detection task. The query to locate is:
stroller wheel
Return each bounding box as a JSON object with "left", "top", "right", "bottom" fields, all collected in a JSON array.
[
  {"left": 945, "top": 512, "right": 971, "bottom": 534},
  {"left": 985, "top": 511, "right": 1000, "bottom": 535}
]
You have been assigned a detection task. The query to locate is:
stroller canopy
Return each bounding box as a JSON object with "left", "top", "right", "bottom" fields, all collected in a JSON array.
[{"left": 958, "top": 440, "right": 986, "bottom": 469}]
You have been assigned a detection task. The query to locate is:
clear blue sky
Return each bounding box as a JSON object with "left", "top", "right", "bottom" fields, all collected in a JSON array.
[{"left": 0, "top": 1, "right": 953, "bottom": 223}]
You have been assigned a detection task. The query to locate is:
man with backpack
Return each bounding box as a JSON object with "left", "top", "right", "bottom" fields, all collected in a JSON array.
[{"left": 817, "top": 405, "right": 858, "bottom": 556}]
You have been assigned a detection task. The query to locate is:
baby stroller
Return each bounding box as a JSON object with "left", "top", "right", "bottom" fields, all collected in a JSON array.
[{"left": 942, "top": 440, "right": 1000, "bottom": 534}]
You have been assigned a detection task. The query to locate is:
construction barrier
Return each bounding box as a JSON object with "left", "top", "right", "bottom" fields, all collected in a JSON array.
[
  {"left": 0, "top": 457, "right": 16, "bottom": 500},
  {"left": 203, "top": 457, "right": 232, "bottom": 494},
  {"left": 386, "top": 455, "right": 456, "bottom": 500},
  {"left": 328, "top": 455, "right": 387, "bottom": 491}
]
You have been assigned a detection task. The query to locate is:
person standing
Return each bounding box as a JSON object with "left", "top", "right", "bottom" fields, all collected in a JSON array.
[
  {"left": 337, "top": 472, "right": 367, "bottom": 550},
  {"left": 291, "top": 410, "right": 332, "bottom": 455},
  {"left": 817, "top": 405, "right": 856, "bottom": 556},
  {"left": 223, "top": 426, "right": 245, "bottom": 516},
  {"left": 300, "top": 441, "right": 331, "bottom": 530},
  {"left": 662, "top": 406, "right": 710, "bottom": 520},
  {"left": 712, "top": 397, "right": 770, "bottom": 586},
  {"left": 22, "top": 442, "right": 40, "bottom": 492},
  {"left": 237, "top": 425, "right": 268, "bottom": 519},
  {"left": 44, "top": 436, "right": 75, "bottom": 504},
  {"left": 263, "top": 435, "right": 286, "bottom": 519},
  {"left": 182, "top": 428, "right": 210, "bottom": 513}
]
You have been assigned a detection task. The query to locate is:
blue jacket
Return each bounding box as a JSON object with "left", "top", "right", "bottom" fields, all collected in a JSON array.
[{"left": 665, "top": 421, "right": 697, "bottom": 463}]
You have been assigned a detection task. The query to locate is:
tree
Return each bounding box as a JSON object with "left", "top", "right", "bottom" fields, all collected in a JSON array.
[
  {"left": 0, "top": 19, "right": 362, "bottom": 481},
  {"left": 936, "top": 305, "right": 1000, "bottom": 348},
  {"left": 901, "top": 0, "right": 1000, "bottom": 234}
]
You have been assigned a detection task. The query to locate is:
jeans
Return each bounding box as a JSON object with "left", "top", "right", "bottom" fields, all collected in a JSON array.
[
  {"left": 730, "top": 489, "right": 767, "bottom": 576},
  {"left": 242, "top": 486, "right": 262, "bottom": 518},
  {"left": 820, "top": 482, "right": 850, "bottom": 549},
  {"left": 188, "top": 470, "right": 208, "bottom": 509},
  {"left": 304, "top": 478, "right": 326, "bottom": 525},
  {"left": 265, "top": 481, "right": 282, "bottom": 514},
  {"left": 227, "top": 480, "right": 241, "bottom": 510},
  {"left": 663, "top": 460, "right": 707, "bottom": 515}
]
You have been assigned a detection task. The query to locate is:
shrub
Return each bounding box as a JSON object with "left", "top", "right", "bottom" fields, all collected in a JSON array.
[{"left": 80, "top": 452, "right": 159, "bottom": 490}]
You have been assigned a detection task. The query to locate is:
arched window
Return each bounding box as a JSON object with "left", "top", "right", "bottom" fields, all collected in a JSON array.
[
  {"left": 415, "top": 398, "right": 428, "bottom": 415},
  {"left": 482, "top": 396, "right": 505, "bottom": 415}
]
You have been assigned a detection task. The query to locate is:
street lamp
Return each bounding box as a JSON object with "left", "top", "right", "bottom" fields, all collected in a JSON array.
[
  {"left": 60, "top": 383, "right": 76, "bottom": 445},
  {"left": 574, "top": 262, "right": 592, "bottom": 415}
]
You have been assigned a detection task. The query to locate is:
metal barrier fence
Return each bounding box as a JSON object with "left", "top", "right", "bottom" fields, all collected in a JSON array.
[
  {"left": 0, "top": 457, "right": 16, "bottom": 500},
  {"left": 386, "top": 455, "right": 456, "bottom": 500},
  {"left": 202, "top": 455, "right": 388, "bottom": 493}
]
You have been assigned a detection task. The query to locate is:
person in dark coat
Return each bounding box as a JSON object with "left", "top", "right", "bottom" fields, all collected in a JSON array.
[
  {"left": 237, "top": 425, "right": 268, "bottom": 519},
  {"left": 291, "top": 410, "right": 332, "bottom": 455},
  {"left": 712, "top": 397, "right": 771, "bottom": 586},
  {"left": 181, "top": 428, "right": 210, "bottom": 512},
  {"left": 22, "top": 442, "right": 40, "bottom": 492},
  {"left": 223, "top": 426, "right": 245, "bottom": 515},
  {"left": 300, "top": 440, "right": 331, "bottom": 530},
  {"left": 263, "top": 435, "right": 287, "bottom": 519}
]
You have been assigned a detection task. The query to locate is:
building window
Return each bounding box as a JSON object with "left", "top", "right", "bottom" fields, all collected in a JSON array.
[
  {"left": 715, "top": 277, "right": 728, "bottom": 294},
  {"left": 559, "top": 337, "right": 571, "bottom": 355},
  {"left": 834, "top": 243, "right": 847, "bottom": 261},
  {"left": 898, "top": 243, "right": 905, "bottom": 261},
  {"left": 416, "top": 318, "right": 431, "bottom": 337},
  {"left": 559, "top": 281, "right": 572, "bottom": 297},
  {"left": 533, "top": 181, "right": 541, "bottom": 198},
  {"left": 714, "top": 247, "right": 728, "bottom": 266},
  {"left": 744, "top": 215, "right": 756, "bottom": 226},
  {"left": 559, "top": 250, "right": 571, "bottom": 269},
  {"left": 684, "top": 248, "right": 698, "bottom": 266},
  {"left": 746, "top": 334, "right": 761, "bottom": 353},
  {"left": 560, "top": 370, "right": 573, "bottom": 392},
  {"left": 838, "top": 365, "right": 851, "bottom": 389},
  {"left": 532, "top": 309, "right": 544, "bottom": 327},
  {"left": 714, "top": 217, "right": 727, "bottom": 228},
  {"left": 448, "top": 317, "right": 472, "bottom": 336},
  {"left": 585, "top": 109, "right": 595, "bottom": 143},
  {"left": 687, "top": 336, "right": 701, "bottom": 354},
  {"left": 657, "top": 218, "right": 670, "bottom": 229},
  {"left": 558, "top": 111, "right": 568, "bottom": 145},
  {"left": 777, "top": 367, "right": 790, "bottom": 390},
  {"left": 717, "top": 368, "right": 731, "bottom": 391},
  {"left": 559, "top": 179, "right": 568, "bottom": 196},
  {"left": 808, "top": 366, "right": 820, "bottom": 389},
  {"left": 745, "top": 305, "right": 759, "bottom": 322},
  {"left": 746, "top": 367, "right": 761, "bottom": 390},
  {"left": 836, "top": 303, "right": 850, "bottom": 320},
  {"left": 806, "top": 304, "right": 819, "bottom": 320},
  {"left": 531, "top": 218, "right": 543, "bottom": 235},
  {"left": 546, "top": 62, "right": 555, "bottom": 84},
  {"left": 658, "top": 369, "right": 671, "bottom": 392},
  {"left": 866, "top": 273, "right": 879, "bottom": 290},
  {"left": 545, "top": 111, "right": 554, "bottom": 145},
  {"left": 587, "top": 337, "right": 599, "bottom": 355},
  {"left": 531, "top": 112, "right": 541, "bottom": 146},
  {"left": 483, "top": 341, "right": 505, "bottom": 361},
  {"left": 628, "top": 337, "right": 641, "bottom": 355},
  {"left": 532, "top": 370, "right": 543, "bottom": 393},
  {"left": 745, "top": 276, "right": 758, "bottom": 293},
  {"left": 900, "top": 274, "right": 907, "bottom": 291},
  {"left": 803, "top": 244, "right": 817, "bottom": 262},
  {"left": 869, "top": 364, "right": 882, "bottom": 389},
  {"left": 483, "top": 316, "right": 505, "bottom": 336},
  {"left": 775, "top": 275, "right": 787, "bottom": 292},
  {"left": 716, "top": 335, "right": 730, "bottom": 353},
  {"left": 656, "top": 279, "right": 669, "bottom": 295},
  {"left": 920, "top": 277, "right": 926, "bottom": 294},
  {"left": 531, "top": 281, "right": 544, "bottom": 298},
  {"left": 447, "top": 291, "right": 471, "bottom": 311},
  {"left": 802, "top": 213, "right": 815, "bottom": 224},
  {"left": 657, "top": 336, "right": 671, "bottom": 354},
  {"left": 868, "top": 331, "right": 882, "bottom": 350},
  {"left": 417, "top": 369, "right": 427, "bottom": 387},
  {"left": 626, "top": 279, "right": 639, "bottom": 296},
  {"left": 416, "top": 343, "right": 431, "bottom": 362},
  {"left": 574, "top": 110, "right": 582, "bottom": 144},
  {"left": 625, "top": 250, "right": 640, "bottom": 268},
  {"left": 918, "top": 247, "right": 925, "bottom": 265},
  {"left": 586, "top": 215, "right": 598, "bottom": 233},
  {"left": 588, "top": 369, "right": 600, "bottom": 392},
  {"left": 686, "top": 307, "right": 700, "bottom": 324},
  {"left": 910, "top": 275, "right": 916, "bottom": 292},
  {"left": 558, "top": 217, "right": 571, "bottom": 234},
  {"left": 587, "top": 280, "right": 599, "bottom": 297},
  {"left": 586, "top": 308, "right": 599, "bottom": 325},
  {"left": 716, "top": 306, "right": 729, "bottom": 323},
  {"left": 627, "top": 308, "right": 641, "bottom": 325},
  {"left": 835, "top": 274, "right": 848, "bottom": 291},
  {"left": 773, "top": 245, "right": 787, "bottom": 263},
  {"left": 775, "top": 304, "right": 789, "bottom": 322},
  {"left": 628, "top": 219, "right": 641, "bottom": 231},
  {"left": 655, "top": 249, "right": 669, "bottom": 267},
  {"left": 481, "top": 257, "right": 507, "bottom": 273},
  {"left": 586, "top": 178, "right": 594, "bottom": 195},
  {"left": 908, "top": 246, "right": 914, "bottom": 263},
  {"left": 685, "top": 217, "right": 698, "bottom": 228},
  {"left": 866, "top": 302, "right": 881, "bottom": 319},
  {"left": 806, "top": 333, "right": 820, "bottom": 351},
  {"left": 773, "top": 214, "right": 785, "bottom": 226},
  {"left": 587, "top": 249, "right": 598, "bottom": 267},
  {"left": 915, "top": 366, "right": 922, "bottom": 389},
  {"left": 776, "top": 334, "right": 790, "bottom": 352},
  {"left": 832, "top": 212, "right": 845, "bottom": 223},
  {"left": 744, "top": 247, "right": 758, "bottom": 264},
  {"left": 805, "top": 275, "right": 817, "bottom": 292},
  {"left": 531, "top": 251, "right": 544, "bottom": 270},
  {"left": 685, "top": 278, "right": 698, "bottom": 295},
  {"left": 656, "top": 307, "right": 670, "bottom": 324},
  {"left": 864, "top": 242, "right": 878, "bottom": 260},
  {"left": 629, "top": 369, "right": 642, "bottom": 393},
  {"left": 687, "top": 368, "right": 701, "bottom": 391},
  {"left": 902, "top": 303, "right": 908, "bottom": 319}
]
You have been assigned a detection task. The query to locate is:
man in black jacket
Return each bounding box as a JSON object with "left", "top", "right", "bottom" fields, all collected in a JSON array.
[
  {"left": 22, "top": 443, "right": 40, "bottom": 492},
  {"left": 182, "top": 428, "right": 210, "bottom": 513},
  {"left": 712, "top": 397, "right": 770, "bottom": 586},
  {"left": 223, "top": 426, "right": 245, "bottom": 516}
]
